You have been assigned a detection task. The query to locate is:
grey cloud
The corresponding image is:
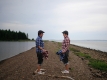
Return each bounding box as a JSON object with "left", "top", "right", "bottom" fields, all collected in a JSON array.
[{"left": 0, "top": 0, "right": 107, "bottom": 40}]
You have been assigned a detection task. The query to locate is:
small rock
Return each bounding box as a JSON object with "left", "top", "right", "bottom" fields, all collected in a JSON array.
[
  {"left": 102, "top": 72, "right": 106, "bottom": 74},
  {"left": 81, "top": 57, "right": 84, "bottom": 60},
  {"left": 33, "top": 72, "right": 36, "bottom": 75},
  {"left": 102, "top": 72, "right": 107, "bottom": 78},
  {"left": 95, "top": 73, "right": 102, "bottom": 78},
  {"left": 89, "top": 68, "right": 93, "bottom": 71}
]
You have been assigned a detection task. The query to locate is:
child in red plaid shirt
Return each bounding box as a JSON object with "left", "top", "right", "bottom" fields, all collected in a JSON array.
[{"left": 61, "top": 30, "right": 70, "bottom": 74}]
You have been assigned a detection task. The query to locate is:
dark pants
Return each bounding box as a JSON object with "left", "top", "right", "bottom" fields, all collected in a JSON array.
[
  {"left": 62, "top": 50, "right": 69, "bottom": 64},
  {"left": 37, "top": 52, "right": 43, "bottom": 65}
]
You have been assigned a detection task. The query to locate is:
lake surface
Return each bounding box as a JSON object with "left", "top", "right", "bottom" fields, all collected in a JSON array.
[
  {"left": 71, "top": 40, "right": 107, "bottom": 52},
  {"left": 56, "top": 40, "right": 107, "bottom": 52},
  {"left": 0, "top": 41, "right": 35, "bottom": 61},
  {"left": 0, "top": 40, "right": 107, "bottom": 61}
]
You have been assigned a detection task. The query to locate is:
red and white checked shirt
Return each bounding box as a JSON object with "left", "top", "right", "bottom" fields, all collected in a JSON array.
[{"left": 62, "top": 36, "right": 70, "bottom": 53}]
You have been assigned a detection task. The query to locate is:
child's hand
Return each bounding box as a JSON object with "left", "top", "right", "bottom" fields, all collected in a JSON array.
[
  {"left": 61, "top": 50, "right": 64, "bottom": 53},
  {"left": 42, "top": 49, "right": 46, "bottom": 52},
  {"left": 62, "top": 51, "right": 65, "bottom": 54}
]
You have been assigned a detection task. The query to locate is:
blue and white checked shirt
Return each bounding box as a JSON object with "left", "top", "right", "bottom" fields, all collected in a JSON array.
[{"left": 35, "top": 36, "right": 44, "bottom": 53}]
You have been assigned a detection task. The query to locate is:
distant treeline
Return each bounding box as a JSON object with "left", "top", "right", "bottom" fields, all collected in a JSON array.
[{"left": 0, "top": 29, "right": 29, "bottom": 41}]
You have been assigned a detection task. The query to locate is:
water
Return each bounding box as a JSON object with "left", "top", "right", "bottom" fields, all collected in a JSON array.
[
  {"left": 0, "top": 41, "right": 35, "bottom": 61},
  {"left": 55, "top": 40, "right": 107, "bottom": 52},
  {"left": 71, "top": 40, "right": 107, "bottom": 52},
  {"left": 0, "top": 40, "right": 107, "bottom": 61}
]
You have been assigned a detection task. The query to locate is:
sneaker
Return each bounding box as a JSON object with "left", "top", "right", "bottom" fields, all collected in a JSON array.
[
  {"left": 61, "top": 70, "right": 69, "bottom": 73},
  {"left": 34, "top": 69, "right": 38, "bottom": 74},
  {"left": 40, "top": 69, "right": 46, "bottom": 71},
  {"left": 38, "top": 71, "right": 45, "bottom": 74}
]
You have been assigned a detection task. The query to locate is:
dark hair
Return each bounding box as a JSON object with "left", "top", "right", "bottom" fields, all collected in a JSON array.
[
  {"left": 62, "top": 30, "right": 68, "bottom": 35},
  {"left": 38, "top": 30, "right": 45, "bottom": 36}
]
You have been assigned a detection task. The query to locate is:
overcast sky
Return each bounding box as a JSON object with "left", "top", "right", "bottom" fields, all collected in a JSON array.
[{"left": 0, "top": 0, "right": 107, "bottom": 40}]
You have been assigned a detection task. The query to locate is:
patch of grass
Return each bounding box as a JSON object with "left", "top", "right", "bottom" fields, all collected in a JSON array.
[
  {"left": 54, "top": 42, "right": 61, "bottom": 53},
  {"left": 55, "top": 48, "right": 60, "bottom": 52},
  {"left": 58, "top": 42, "right": 61, "bottom": 47},
  {"left": 70, "top": 47, "right": 107, "bottom": 72},
  {"left": 89, "top": 59, "right": 107, "bottom": 71},
  {"left": 70, "top": 48, "right": 80, "bottom": 52},
  {"left": 75, "top": 52, "right": 91, "bottom": 59},
  {"left": 69, "top": 68, "right": 74, "bottom": 71},
  {"left": 70, "top": 47, "right": 91, "bottom": 59},
  {"left": 52, "top": 41, "right": 55, "bottom": 42},
  {"left": 44, "top": 40, "right": 49, "bottom": 42}
]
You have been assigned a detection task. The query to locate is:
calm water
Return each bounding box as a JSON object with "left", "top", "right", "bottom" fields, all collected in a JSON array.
[
  {"left": 71, "top": 40, "right": 107, "bottom": 52},
  {"left": 0, "top": 41, "right": 107, "bottom": 61},
  {"left": 0, "top": 41, "right": 35, "bottom": 61},
  {"left": 56, "top": 40, "right": 107, "bottom": 52}
]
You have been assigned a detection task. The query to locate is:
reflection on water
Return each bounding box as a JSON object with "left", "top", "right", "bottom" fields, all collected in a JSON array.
[{"left": 0, "top": 41, "right": 35, "bottom": 61}]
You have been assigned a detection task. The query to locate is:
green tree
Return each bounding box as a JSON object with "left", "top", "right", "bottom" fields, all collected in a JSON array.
[{"left": 0, "top": 29, "right": 29, "bottom": 41}]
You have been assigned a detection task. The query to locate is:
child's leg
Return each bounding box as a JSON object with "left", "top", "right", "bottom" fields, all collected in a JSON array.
[
  {"left": 62, "top": 51, "right": 69, "bottom": 70},
  {"left": 37, "top": 53, "right": 43, "bottom": 72},
  {"left": 37, "top": 65, "right": 41, "bottom": 72},
  {"left": 65, "top": 63, "right": 69, "bottom": 70}
]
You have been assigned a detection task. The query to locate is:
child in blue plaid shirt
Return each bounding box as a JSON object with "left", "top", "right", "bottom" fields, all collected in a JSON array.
[{"left": 35, "top": 30, "right": 46, "bottom": 74}]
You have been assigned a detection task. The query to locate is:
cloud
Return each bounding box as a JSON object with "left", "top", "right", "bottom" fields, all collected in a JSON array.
[
  {"left": 0, "top": 0, "right": 107, "bottom": 40},
  {"left": 0, "top": 22, "right": 41, "bottom": 39},
  {"left": 0, "top": 22, "right": 38, "bottom": 31},
  {"left": 46, "top": 1, "right": 107, "bottom": 33}
]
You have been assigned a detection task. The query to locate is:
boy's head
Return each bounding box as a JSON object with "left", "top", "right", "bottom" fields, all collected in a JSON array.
[
  {"left": 62, "top": 30, "right": 68, "bottom": 37},
  {"left": 38, "top": 30, "right": 45, "bottom": 37}
]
